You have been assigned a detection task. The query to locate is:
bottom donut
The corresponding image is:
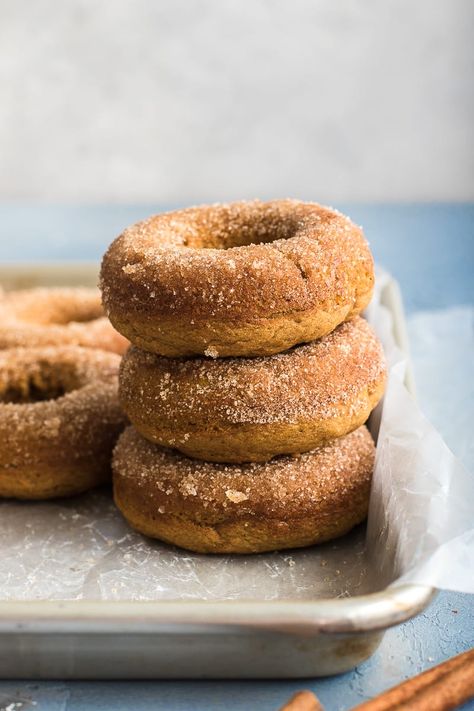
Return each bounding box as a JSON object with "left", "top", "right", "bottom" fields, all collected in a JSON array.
[{"left": 113, "top": 425, "right": 375, "bottom": 554}]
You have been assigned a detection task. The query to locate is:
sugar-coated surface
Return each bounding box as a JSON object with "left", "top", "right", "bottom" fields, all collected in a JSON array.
[
  {"left": 120, "top": 317, "right": 385, "bottom": 426},
  {"left": 0, "top": 346, "right": 126, "bottom": 495},
  {"left": 113, "top": 426, "right": 375, "bottom": 521},
  {"left": 101, "top": 199, "right": 373, "bottom": 320},
  {"left": 0, "top": 287, "right": 127, "bottom": 353}
]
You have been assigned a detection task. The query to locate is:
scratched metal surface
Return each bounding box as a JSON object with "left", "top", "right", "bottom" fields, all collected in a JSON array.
[
  {"left": 0, "top": 204, "right": 472, "bottom": 711},
  {"left": 0, "top": 490, "right": 371, "bottom": 601}
]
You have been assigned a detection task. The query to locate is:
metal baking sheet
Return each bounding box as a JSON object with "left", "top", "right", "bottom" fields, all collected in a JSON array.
[{"left": 0, "top": 264, "right": 434, "bottom": 679}]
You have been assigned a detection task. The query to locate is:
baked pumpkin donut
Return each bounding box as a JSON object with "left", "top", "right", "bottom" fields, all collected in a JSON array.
[
  {"left": 0, "top": 346, "right": 127, "bottom": 499},
  {"left": 113, "top": 425, "right": 375, "bottom": 554},
  {"left": 100, "top": 199, "right": 374, "bottom": 357},
  {"left": 0, "top": 287, "right": 128, "bottom": 354},
  {"left": 119, "top": 316, "right": 386, "bottom": 463}
]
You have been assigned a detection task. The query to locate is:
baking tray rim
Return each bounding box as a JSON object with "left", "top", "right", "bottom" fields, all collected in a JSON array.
[
  {"left": 0, "top": 585, "right": 435, "bottom": 636},
  {"left": 0, "top": 263, "right": 435, "bottom": 637}
]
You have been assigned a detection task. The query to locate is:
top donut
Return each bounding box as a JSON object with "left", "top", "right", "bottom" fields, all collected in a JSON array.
[{"left": 100, "top": 199, "right": 374, "bottom": 357}]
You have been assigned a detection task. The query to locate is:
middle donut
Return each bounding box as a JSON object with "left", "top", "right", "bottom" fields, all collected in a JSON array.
[{"left": 119, "top": 316, "right": 386, "bottom": 463}]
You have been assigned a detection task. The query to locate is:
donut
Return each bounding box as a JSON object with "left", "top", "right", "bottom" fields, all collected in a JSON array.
[
  {"left": 113, "top": 425, "right": 375, "bottom": 554},
  {"left": 0, "top": 346, "right": 127, "bottom": 499},
  {"left": 0, "top": 287, "right": 128, "bottom": 354},
  {"left": 100, "top": 199, "right": 374, "bottom": 357},
  {"left": 119, "top": 316, "right": 386, "bottom": 463}
]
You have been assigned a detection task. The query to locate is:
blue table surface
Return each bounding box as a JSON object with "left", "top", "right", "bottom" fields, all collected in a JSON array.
[{"left": 0, "top": 203, "right": 473, "bottom": 711}]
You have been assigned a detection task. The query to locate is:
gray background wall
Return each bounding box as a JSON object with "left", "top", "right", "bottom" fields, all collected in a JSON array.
[{"left": 0, "top": 0, "right": 472, "bottom": 203}]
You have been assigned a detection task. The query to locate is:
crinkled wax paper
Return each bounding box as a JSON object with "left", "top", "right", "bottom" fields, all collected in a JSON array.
[
  {"left": 0, "top": 270, "right": 472, "bottom": 600},
  {"left": 366, "top": 273, "right": 474, "bottom": 593}
]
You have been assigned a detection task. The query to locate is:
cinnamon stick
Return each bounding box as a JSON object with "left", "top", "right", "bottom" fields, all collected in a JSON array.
[
  {"left": 351, "top": 647, "right": 474, "bottom": 711},
  {"left": 278, "top": 649, "right": 474, "bottom": 711},
  {"left": 279, "top": 690, "right": 324, "bottom": 711}
]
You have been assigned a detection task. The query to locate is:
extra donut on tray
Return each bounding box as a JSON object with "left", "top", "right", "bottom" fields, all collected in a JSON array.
[
  {"left": 0, "top": 346, "right": 127, "bottom": 499},
  {"left": 100, "top": 199, "right": 374, "bottom": 357},
  {"left": 0, "top": 287, "right": 128, "bottom": 354},
  {"left": 113, "top": 425, "right": 375, "bottom": 554},
  {"left": 119, "top": 316, "right": 386, "bottom": 463}
]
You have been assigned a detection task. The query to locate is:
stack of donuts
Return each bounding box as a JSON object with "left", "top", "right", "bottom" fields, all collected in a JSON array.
[
  {"left": 0, "top": 287, "right": 128, "bottom": 499},
  {"left": 102, "top": 199, "right": 387, "bottom": 554}
]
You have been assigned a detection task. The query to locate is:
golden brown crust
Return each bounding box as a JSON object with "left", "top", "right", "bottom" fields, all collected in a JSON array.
[
  {"left": 0, "top": 346, "right": 127, "bottom": 499},
  {"left": 113, "top": 425, "right": 375, "bottom": 554},
  {"left": 119, "top": 317, "right": 386, "bottom": 462},
  {"left": 0, "top": 288, "right": 128, "bottom": 354},
  {"left": 100, "top": 199, "right": 374, "bottom": 357}
]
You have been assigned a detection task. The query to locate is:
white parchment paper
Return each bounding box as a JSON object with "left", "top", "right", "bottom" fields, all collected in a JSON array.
[
  {"left": 0, "top": 270, "right": 472, "bottom": 599},
  {"left": 365, "top": 271, "right": 474, "bottom": 593}
]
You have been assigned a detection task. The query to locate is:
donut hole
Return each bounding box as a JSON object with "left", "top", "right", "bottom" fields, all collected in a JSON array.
[
  {"left": 0, "top": 361, "right": 81, "bottom": 404},
  {"left": 47, "top": 304, "right": 103, "bottom": 325},
  {"left": 19, "top": 303, "right": 103, "bottom": 326},
  {"left": 12, "top": 294, "right": 104, "bottom": 326},
  {"left": 176, "top": 208, "right": 301, "bottom": 250}
]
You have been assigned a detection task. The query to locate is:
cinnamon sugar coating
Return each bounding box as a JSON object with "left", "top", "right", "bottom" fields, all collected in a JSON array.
[
  {"left": 0, "top": 288, "right": 128, "bottom": 354},
  {"left": 100, "top": 199, "right": 374, "bottom": 357},
  {"left": 119, "top": 316, "right": 386, "bottom": 462},
  {"left": 113, "top": 425, "right": 375, "bottom": 554},
  {"left": 0, "top": 346, "right": 127, "bottom": 499}
]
